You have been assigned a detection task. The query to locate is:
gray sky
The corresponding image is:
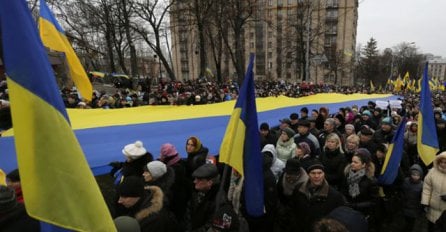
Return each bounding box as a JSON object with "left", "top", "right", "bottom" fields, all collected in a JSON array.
[{"left": 357, "top": 0, "right": 446, "bottom": 57}]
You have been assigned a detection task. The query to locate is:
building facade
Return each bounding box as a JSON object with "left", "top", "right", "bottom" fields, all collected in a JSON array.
[
  {"left": 428, "top": 58, "right": 446, "bottom": 82},
  {"left": 170, "top": 0, "right": 358, "bottom": 85}
]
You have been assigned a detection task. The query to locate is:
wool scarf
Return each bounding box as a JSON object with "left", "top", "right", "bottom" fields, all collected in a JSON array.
[{"left": 347, "top": 168, "right": 366, "bottom": 198}]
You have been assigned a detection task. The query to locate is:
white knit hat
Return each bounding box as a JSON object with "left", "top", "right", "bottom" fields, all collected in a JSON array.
[
  {"left": 146, "top": 161, "right": 167, "bottom": 179},
  {"left": 122, "top": 141, "right": 147, "bottom": 159}
]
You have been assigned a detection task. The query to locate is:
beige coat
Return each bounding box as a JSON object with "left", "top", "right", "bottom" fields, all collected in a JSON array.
[{"left": 421, "top": 152, "right": 446, "bottom": 223}]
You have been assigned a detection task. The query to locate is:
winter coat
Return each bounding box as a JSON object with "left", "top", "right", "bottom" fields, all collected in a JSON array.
[
  {"left": 373, "top": 128, "right": 394, "bottom": 144},
  {"left": 421, "top": 153, "right": 446, "bottom": 223},
  {"left": 342, "top": 163, "right": 379, "bottom": 216},
  {"left": 167, "top": 160, "right": 191, "bottom": 224},
  {"left": 402, "top": 164, "right": 424, "bottom": 218},
  {"left": 144, "top": 167, "right": 176, "bottom": 209},
  {"left": 262, "top": 144, "right": 285, "bottom": 181},
  {"left": 294, "top": 132, "right": 321, "bottom": 158},
  {"left": 0, "top": 203, "right": 40, "bottom": 232},
  {"left": 260, "top": 130, "right": 278, "bottom": 149},
  {"left": 288, "top": 179, "right": 345, "bottom": 232},
  {"left": 188, "top": 184, "right": 219, "bottom": 231},
  {"left": 320, "top": 148, "right": 346, "bottom": 189},
  {"left": 115, "top": 186, "right": 178, "bottom": 232},
  {"left": 276, "top": 138, "right": 297, "bottom": 163},
  {"left": 121, "top": 153, "right": 154, "bottom": 180},
  {"left": 186, "top": 146, "right": 209, "bottom": 177}
]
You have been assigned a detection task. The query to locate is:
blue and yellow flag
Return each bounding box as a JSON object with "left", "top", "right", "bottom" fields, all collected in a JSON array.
[
  {"left": 417, "top": 63, "right": 439, "bottom": 165},
  {"left": 378, "top": 117, "right": 406, "bottom": 185},
  {"left": 39, "top": 0, "right": 92, "bottom": 101},
  {"left": 0, "top": 169, "right": 6, "bottom": 186},
  {"left": 219, "top": 54, "right": 264, "bottom": 217},
  {"left": 370, "top": 80, "right": 375, "bottom": 92},
  {"left": 0, "top": 1, "right": 115, "bottom": 231}
]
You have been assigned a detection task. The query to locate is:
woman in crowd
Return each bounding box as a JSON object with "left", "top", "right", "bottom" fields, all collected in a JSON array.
[
  {"left": 185, "top": 136, "right": 209, "bottom": 177},
  {"left": 320, "top": 133, "right": 346, "bottom": 190},
  {"left": 276, "top": 128, "right": 297, "bottom": 163}
]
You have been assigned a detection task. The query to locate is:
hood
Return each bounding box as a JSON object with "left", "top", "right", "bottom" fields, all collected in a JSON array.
[
  {"left": 262, "top": 144, "right": 278, "bottom": 162},
  {"left": 433, "top": 151, "right": 446, "bottom": 173},
  {"left": 409, "top": 164, "right": 424, "bottom": 178}
]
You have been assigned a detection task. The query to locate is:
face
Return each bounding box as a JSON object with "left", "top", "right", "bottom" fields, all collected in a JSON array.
[
  {"left": 118, "top": 196, "right": 140, "bottom": 208},
  {"left": 311, "top": 111, "right": 318, "bottom": 117},
  {"left": 297, "top": 125, "right": 309, "bottom": 135},
  {"left": 281, "top": 131, "right": 290, "bottom": 141},
  {"left": 194, "top": 178, "right": 213, "bottom": 192},
  {"left": 186, "top": 139, "right": 196, "bottom": 153},
  {"left": 376, "top": 150, "right": 386, "bottom": 159},
  {"left": 381, "top": 124, "right": 392, "bottom": 132},
  {"left": 360, "top": 134, "right": 372, "bottom": 143},
  {"left": 410, "top": 173, "right": 421, "bottom": 182},
  {"left": 309, "top": 169, "right": 325, "bottom": 186},
  {"left": 285, "top": 173, "right": 300, "bottom": 184},
  {"left": 260, "top": 129, "right": 269, "bottom": 137},
  {"left": 324, "top": 122, "right": 334, "bottom": 131},
  {"left": 142, "top": 171, "right": 153, "bottom": 182},
  {"left": 345, "top": 127, "right": 354, "bottom": 135},
  {"left": 295, "top": 147, "right": 304, "bottom": 157},
  {"left": 325, "top": 138, "right": 338, "bottom": 151},
  {"left": 438, "top": 158, "right": 446, "bottom": 170},
  {"left": 410, "top": 124, "right": 417, "bottom": 132},
  {"left": 351, "top": 156, "right": 366, "bottom": 171},
  {"left": 346, "top": 139, "right": 358, "bottom": 150}
]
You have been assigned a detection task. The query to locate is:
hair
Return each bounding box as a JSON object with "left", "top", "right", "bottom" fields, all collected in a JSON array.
[
  {"left": 186, "top": 136, "right": 202, "bottom": 153},
  {"left": 325, "top": 133, "right": 343, "bottom": 152},
  {"left": 346, "top": 134, "right": 360, "bottom": 146},
  {"left": 313, "top": 218, "right": 348, "bottom": 232}
]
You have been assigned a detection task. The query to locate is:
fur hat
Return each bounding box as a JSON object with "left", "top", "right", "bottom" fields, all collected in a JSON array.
[
  {"left": 122, "top": 141, "right": 147, "bottom": 160},
  {"left": 159, "top": 143, "right": 180, "bottom": 166},
  {"left": 117, "top": 176, "right": 145, "bottom": 197},
  {"left": 0, "top": 186, "right": 18, "bottom": 213},
  {"left": 282, "top": 127, "right": 295, "bottom": 138},
  {"left": 145, "top": 161, "right": 167, "bottom": 179},
  {"left": 114, "top": 216, "right": 141, "bottom": 232}
]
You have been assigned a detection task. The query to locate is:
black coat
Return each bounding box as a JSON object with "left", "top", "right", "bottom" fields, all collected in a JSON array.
[
  {"left": 186, "top": 146, "right": 209, "bottom": 177},
  {"left": 168, "top": 160, "right": 191, "bottom": 224},
  {"left": 0, "top": 203, "right": 40, "bottom": 232},
  {"left": 320, "top": 148, "right": 346, "bottom": 190},
  {"left": 188, "top": 184, "right": 219, "bottom": 231},
  {"left": 115, "top": 186, "right": 178, "bottom": 232}
]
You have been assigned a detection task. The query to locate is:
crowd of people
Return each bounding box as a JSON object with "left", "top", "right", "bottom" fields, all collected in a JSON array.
[
  {"left": 2, "top": 89, "right": 446, "bottom": 231},
  {"left": 2, "top": 75, "right": 446, "bottom": 231}
]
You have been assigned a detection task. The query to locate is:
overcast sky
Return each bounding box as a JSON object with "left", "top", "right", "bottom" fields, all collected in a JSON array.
[{"left": 357, "top": 0, "right": 446, "bottom": 57}]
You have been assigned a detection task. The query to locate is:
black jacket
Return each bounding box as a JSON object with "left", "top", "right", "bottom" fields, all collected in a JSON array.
[{"left": 0, "top": 203, "right": 40, "bottom": 232}]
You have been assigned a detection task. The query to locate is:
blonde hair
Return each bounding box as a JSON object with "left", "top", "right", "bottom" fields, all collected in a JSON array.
[{"left": 325, "top": 133, "right": 344, "bottom": 153}]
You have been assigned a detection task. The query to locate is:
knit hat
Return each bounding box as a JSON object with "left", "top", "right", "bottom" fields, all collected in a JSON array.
[
  {"left": 284, "top": 158, "right": 301, "bottom": 175},
  {"left": 192, "top": 164, "right": 218, "bottom": 179},
  {"left": 145, "top": 161, "right": 167, "bottom": 179},
  {"left": 345, "top": 124, "right": 355, "bottom": 131},
  {"left": 260, "top": 122, "right": 270, "bottom": 131},
  {"left": 282, "top": 127, "right": 295, "bottom": 138},
  {"left": 117, "top": 176, "right": 145, "bottom": 197},
  {"left": 297, "top": 142, "right": 311, "bottom": 155},
  {"left": 362, "top": 110, "right": 372, "bottom": 117},
  {"left": 114, "top": 216, "right": 141, "bottom": 232},
  {"left": 122, "top": 141, "right": 147, "bottom": 160},
  {"left": 159, "top": 143, "right": 180, "bottom": 166},
  {"left": 290, "top": 113, "right": 299, "bottom": 120},
  {"left": 306, "top": 160, "right": 325, "bottom": 173},
  {"left": 381, "top": 117, "right": 392, "bottom": 126},
  {"left": 212, "top": 204, "right": 239, "bottom": 231},
  {"left": 0, "top": 186, "right": 17, "bottom": 213}
]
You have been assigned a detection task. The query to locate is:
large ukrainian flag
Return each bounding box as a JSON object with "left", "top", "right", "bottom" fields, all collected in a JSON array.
[
  {"left": 378, "top": 117, "right": 406, "bottom": 185},
  {"left": 38, "top": 0, "right": 92, "bottom": 101},
  {"left": 0, "top": 1, "right": 115, "bottom": 231},
  {"left": 219, "top": 54, "right": 264, "bottom": 217},
  {"left": 417, "top": 63, "right": 439, "bottom": 165}
]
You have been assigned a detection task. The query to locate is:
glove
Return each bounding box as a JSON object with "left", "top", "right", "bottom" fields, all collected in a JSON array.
[{"left": 109, "top": 161, "right": 122, "bottom": 176}]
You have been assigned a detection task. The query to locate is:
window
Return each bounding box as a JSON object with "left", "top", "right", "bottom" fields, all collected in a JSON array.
[
  {"left": 326, "top": 10, "right": 338, "bottom": 18},
  {"left": 268, "top": 41, "right": 272, "bottom": 48},
  {"left": 250, "top": 42, "right": 254, "bottom": 48},
  {"left": 268, "top": 0, "right": 272, "bottom": 6}
]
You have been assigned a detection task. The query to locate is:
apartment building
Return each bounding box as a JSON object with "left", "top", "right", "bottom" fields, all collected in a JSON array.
[
  {"left": 428, "top": 58, "right": 446, "bottom": 81},
  {"left": 170, "top": 0, "right": 358, "bottom": 85}
]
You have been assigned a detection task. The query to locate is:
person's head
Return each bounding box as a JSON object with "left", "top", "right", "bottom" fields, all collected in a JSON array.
[
  {"left": 351, "top": 149, "right": 371, "bottom": 172},
  {"left": 279, "top": 118, "right": 291, "bottom": 130},
  {"left": 359, "top": 127, "right": 373, "bottom": 143},
  {"left": 281, "top": 128, "right": 295, "bottom": 142},
  {"left": 284, "top": 159, "right": 302, "bottom": 183},
  {"left": 324, "top": 118, "right": 336, "bottom": 132},
  {"left": 361, "top": 110, "right": 371, "bottom": 121},
  {"left": 300, "top": 107, "right": 309, "bottom": 117},
  {"left": 409, "top": 166, "right": 422, "bottom": 183},
  {"left": 0, "top": 186, "right": 17, "bottom": 214},
  {"left": 344, "top": 124, "right": 355, "bottom": 136},
  {"left": 6, "top": 169, "right": 20, "bottom": 189},
  {"left": 319, "top": 107, "right": 329, "bottom": 117},
  {"left": 114, "top": 216, "right": 141, "bottom": 232},
  {"left": 311, "top": 109, "right": 319, "bottom": 118},
  {"left": 259, "top": 122, "right": 270, "bottom": 137},
  {"left": 143, "top": 161, "right": 167, "bottom": 182},
  {"left": 186, "top": 136, "right": 202, "bottom": 154},
  {"left": 192, "top": 164, "right": 219, "bottom": 192},
  {"left": 345, "top": 134, "right": 360, "bottom": 151},
  {"left": 290, "top": 113, "right": 299, "bottom": 124},
  {"left": 325, "top": 133, "right": 342, "bottom": 151},
  {"left": 375, "top": 143, "right": 388, "bottom": 159},
  {"left": 159, "top": 143, "right": 180, "bottom": 166},
  {"left": 296, "top": 142, "right": 311, "bottom": 158},
  {"left": 409, "top": 122, "right": 418, "bottom": 133},
  {"left": 297, "top": 120, "right": 310, "bottom": 135},
  {"left": 313, "top": 218, "right": 348, "bottom": 232},
  {"left": 307, "top": 161, "right": 325, "bottom": 187},
  {"left": 381, "top": 117, "right": 393, "bottom": 132},
  {"left": 122, "top": 141, "right": 147, "bottom": 162},
  {"left": 117, "top": 177, "right": 145, "bottom": 208},
  {"left": 435, "top": 152, "right": 446, "bottom": 171}
]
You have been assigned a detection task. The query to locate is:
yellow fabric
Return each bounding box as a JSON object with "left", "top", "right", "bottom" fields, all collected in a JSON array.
[
  {"left": 417, "top": 113, "right": 438, "bottom": 165},
  {"left": 7, "top": 78, "right": 115, "bottom": 231},
  {"left": 219, "top": 108, "right": 245, "bottom": 175},
  {"left": 0, "top": 169, "right": 6, "bottom": 186},
  {"left": 2, "top": 93, "right": 392, "bottom": 137},
  {"left": 370, "top": 81, "right": 375, "bottom": 91},
  {"left": 380, "top": 143, "right": 394, "bottom": 175},
  {"left": 39, "top": 18, "right": 92, "bottom": 101}
]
